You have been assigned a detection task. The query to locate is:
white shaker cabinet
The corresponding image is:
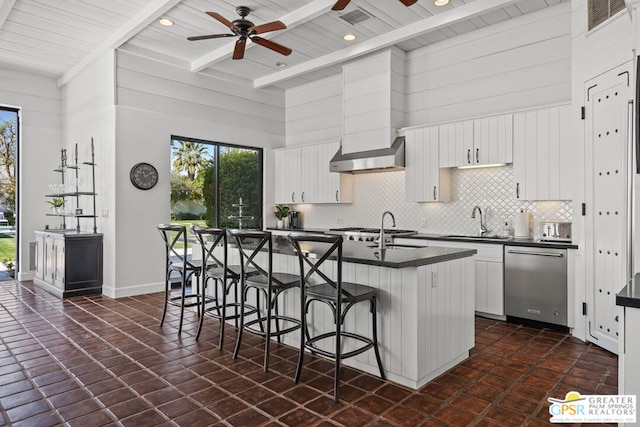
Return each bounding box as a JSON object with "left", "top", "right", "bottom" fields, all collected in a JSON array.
[
  {"left": 513, "top": 104, "right": 572, "bottom": 201},
  {"left": 274, "top": 147, "right": 301, "bottom": 204},
  {"left": 405, "top": 126, "right": 451, "bottom": 202},
  {"left": 439, "top": 115, "right": 512, "bottom": 167},
  {"left": 439, "top": 120, "right": 474, "bottom": 168},
  {"left": 274, "top": 142, "right": 353, "bottom": 204}
]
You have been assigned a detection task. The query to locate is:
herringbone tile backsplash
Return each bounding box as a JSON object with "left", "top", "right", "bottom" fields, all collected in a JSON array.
[{"left": 293, "top": 165, "right": 572, "bottom": 240}]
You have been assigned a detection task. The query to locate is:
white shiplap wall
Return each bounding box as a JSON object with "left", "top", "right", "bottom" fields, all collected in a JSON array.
[
  {"left": 0, "top": 66, "right": 62, "bottom": 280},
  {"left": 405, "top": 2, "right": 571, "bottom": 126},
  {"left": 111, "top": 50, "right": 286, "bottom": 297}
]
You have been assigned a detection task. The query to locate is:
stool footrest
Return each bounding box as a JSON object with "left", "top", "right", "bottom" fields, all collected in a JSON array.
[
  {"left": 203, "top": 303, "right": 257, "bottom": 321},
  {"left": 305, "top": 331, "right": 375, "bottom": 360},
  {"left": 244, "top": 315, "right": 301, "bottom": 338}
]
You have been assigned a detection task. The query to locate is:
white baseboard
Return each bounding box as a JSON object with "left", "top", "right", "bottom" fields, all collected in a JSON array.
[
  {"left": 102, "top": 282, "right": 164, "bottom": 299},
  {"left": 17, "top": 271, "right": 35, "bottom": 281}
]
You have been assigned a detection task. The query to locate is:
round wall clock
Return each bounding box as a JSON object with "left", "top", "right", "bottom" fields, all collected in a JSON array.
[{"left": 130, "top": 162, "right": 159, "bottom": 190}]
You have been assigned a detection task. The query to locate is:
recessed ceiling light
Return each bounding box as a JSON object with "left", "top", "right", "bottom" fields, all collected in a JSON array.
[
  {"left": 158, "top": 17, "right": 174, "bottom": 26},
  {"left": 343, "top": 33, "right": 356, "bottom": 41},
  {"left": 276, "top": 62, "right": 287, "bottom": 68},
  {"left": 433, "top": 0, "right": 450, "bottom": 6}
]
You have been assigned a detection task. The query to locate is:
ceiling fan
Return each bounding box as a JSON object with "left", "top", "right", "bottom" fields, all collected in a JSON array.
[
  {"left": 332, "top": 0, "right": 417, "bottom": 10},
  {"left": 187, "top": 6, "right": 292, "bottom": 60}
]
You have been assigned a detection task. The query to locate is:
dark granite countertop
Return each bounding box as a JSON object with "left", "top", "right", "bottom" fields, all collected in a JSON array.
[
  {"left": 616, "top": 273, "right": 640, "bottom": 309},
  {"left": 409, "top": 233, "right": 578, "bottom": 250},
  {"left": 35, "top": 229, "right": 103, "bottom": 237},
  {"left": 269, "top": 235, "right": 476, "bottom": 269}
]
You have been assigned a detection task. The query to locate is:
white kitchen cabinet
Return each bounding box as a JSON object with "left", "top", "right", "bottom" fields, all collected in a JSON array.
[
  {"left": 439, "top": 120, "right": 473, "bottom": 168},
  {"left": 274, "top": 142, "right": 353, "bottom": 204},
  {"left": 438, "top": 114, "right": 513, "bottom": 167},
  {"left": 414, "top": 239, "right": 504, "bottom": 317},
  {"left": 405, "top": 126, "right": 451, "bottom": 202},
  {"left": 513, "top": 104, "right": 572, "bottom": 200}
]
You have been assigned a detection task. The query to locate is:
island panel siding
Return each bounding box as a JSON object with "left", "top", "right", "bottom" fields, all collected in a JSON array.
[{"left": 213, "top": 246, "right": 475, "bottom": 389}]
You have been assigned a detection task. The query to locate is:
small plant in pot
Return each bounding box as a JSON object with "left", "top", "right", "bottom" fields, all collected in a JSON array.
[
  {"left": 47, "top": 197, "right": 65, "bottom": 215},
  {"left": 274, "top": 204, "right": 290, "bottom": 229}
]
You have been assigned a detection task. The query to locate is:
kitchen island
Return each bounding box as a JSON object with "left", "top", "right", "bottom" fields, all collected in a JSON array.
[{"left": 207, "top": 235, "right": 477, "bottom": 389}]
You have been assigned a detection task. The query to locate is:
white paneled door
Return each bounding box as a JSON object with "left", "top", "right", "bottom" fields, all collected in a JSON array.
[{"left": 584, "top": 61, "right": 633, "bottom": 354}]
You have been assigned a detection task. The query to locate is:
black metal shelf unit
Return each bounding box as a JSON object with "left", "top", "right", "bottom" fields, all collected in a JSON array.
[{"left": 45, "top": 138, "right": 97, "bottom": 233}]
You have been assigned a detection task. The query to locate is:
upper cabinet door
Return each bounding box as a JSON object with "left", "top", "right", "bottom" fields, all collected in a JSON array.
[
  {"left": 316, "top": 141, "right": 353, "bottom": 203},
  {"left": 512, "top": 105, "right": 571, "bottom": 201},
  {"left": 406, "top": 126, "right": 450, "bottom": 202},
  {"left": 439, "top": 121, "right": 472, "bottom": 168},
  {"left": 474, "top": 114, "right": 513, "bottom": 165}
]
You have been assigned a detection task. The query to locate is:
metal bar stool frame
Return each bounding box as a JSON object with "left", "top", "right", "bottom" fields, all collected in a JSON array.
[
  {"left": 231, "top": 230, "right": 301, "bottom": 373},
  {"left": 192, "top": 226, "right": 258, "bottom": 344},
  {"left": 157, "top": 224, "right": 203, "bottom": 336},
  {"left": 288, "top": 233, "right": 385, "bottom": 402}
]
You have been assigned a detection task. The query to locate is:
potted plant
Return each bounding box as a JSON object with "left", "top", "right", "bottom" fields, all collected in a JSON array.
[
  {"left": 274, "top": 204, "right": 290, "bottom": 229},
  {"left": 47, "top": 197, "right": 66, "bottom": 215}
]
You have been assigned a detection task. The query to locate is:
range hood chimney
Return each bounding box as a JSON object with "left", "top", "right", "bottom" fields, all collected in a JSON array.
[{"left": 329, "top": 136, "right": 405, "bottom": 173}]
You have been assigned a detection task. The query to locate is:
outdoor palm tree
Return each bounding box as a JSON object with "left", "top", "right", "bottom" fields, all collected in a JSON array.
[{"left": 172, "top": 141, "right": 209, "bottom": 181}]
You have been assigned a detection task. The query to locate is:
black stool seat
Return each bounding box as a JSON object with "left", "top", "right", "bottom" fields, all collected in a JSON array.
[
  {"left": 193, "top": 226, "right": 259, "bottom": 345},
  {"left": 288, "top": 233, "right": 385, "bottom": 402},
  {"left": 230, "top": 230, "right": 301, "bottom": 373},
  {"left": 158, "top": 224, "right": 204, "bottom": 336}
]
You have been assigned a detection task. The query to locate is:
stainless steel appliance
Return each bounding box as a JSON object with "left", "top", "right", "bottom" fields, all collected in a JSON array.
[
  {"left": 504, "top": 245, "right": 568, "bottom": 326},
  {"left": 327, "top": 227, "right": 416, "bottom": 242},
  {"left": 289, "top": 211, "right": 301, "bottom": 229},
  {"left": 540, "top": 222, "right": 572, "bottom": 243}
]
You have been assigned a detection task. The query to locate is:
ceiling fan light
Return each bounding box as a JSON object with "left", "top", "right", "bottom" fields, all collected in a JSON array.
[
  {"left": 157, "top": 17, "right": 174, "bottom": 26},
  {"left": 433, "top": 0, "right": 450, "bottom": 6},
  {"left": 343, "top": 33, "right": 356, "bottom": 41}
]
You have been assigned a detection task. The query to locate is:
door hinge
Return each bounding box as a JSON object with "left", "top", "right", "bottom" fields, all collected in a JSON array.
[
  {"left": 582, "top": 203, "right": 586, "bottom": 216},
  {"left": 581, "top": 106, "right": 585, "bottom": 120},
  {"left": 582, "top": 302, "right": 587, "bottom": 316}
]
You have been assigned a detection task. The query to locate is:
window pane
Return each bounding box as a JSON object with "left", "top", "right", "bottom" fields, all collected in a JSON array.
[{"left": 170, "top": 137, "right": 262, "bottom": 230}]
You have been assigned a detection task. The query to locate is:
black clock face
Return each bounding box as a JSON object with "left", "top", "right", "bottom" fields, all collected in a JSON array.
[{"left": 130, "top": 162, "right": 158, "bottom": 190}]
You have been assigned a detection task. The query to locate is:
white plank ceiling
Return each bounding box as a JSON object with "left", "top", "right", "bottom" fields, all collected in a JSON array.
[{"left": 0, "top": 0, "right": 568, "bottom": 90}]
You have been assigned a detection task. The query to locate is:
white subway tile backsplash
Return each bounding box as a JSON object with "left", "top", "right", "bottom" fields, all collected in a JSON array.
[{"left": 294, "top": 165, "right": 571, "bottom": 240}]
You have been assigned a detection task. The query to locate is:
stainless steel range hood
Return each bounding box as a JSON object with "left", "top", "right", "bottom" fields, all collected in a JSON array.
[{"left": 329, "top": 136, "right": 405, "bottom": 173}]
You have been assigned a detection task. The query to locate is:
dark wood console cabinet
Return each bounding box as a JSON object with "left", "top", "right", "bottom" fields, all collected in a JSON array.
[{"left": 33, "top": 231, "right": 103, "bottom": 298}]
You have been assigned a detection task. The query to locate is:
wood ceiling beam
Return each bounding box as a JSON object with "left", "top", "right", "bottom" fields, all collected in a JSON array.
[
  {"left": 58, "top": 0, "right": 181, "bottom": 87},
  {"left": 190, "top": 0, "right": 336, "bottom": 73},
  {"left": 254, "top": 0, "right": 516, "bottom": 89},
  {"left": 0, "top": 0, "right": 16, "bottom": 29}
]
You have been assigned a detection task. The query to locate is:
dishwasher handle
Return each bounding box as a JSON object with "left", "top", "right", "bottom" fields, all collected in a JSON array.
[{"left": 506, "top": 249, "right": 564, "bottom": 257}]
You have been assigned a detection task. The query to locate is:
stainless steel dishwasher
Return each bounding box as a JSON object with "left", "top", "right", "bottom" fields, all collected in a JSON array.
[{"left": 504, "top": 245, "right": 568, "bottom": 326}]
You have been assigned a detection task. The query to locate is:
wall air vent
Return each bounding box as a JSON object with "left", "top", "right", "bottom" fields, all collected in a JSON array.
[
  {"left": 339, "top": 8, "right": 371, "bottom": 26},
  {"left": 588, "top": 0, "right": 625, "bottom": 30}
]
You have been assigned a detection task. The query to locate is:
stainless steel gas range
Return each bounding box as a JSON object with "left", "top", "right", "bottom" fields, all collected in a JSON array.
[{"left": 326, "top": 227, "right": 417, "bottom": 242}]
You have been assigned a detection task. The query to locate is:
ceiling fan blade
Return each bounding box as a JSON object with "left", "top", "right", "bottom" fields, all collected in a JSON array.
[
  {"left": 250, "top": 36, "right": 292, "bottom": 56},
  {"left": 233, "top": 39, "right": 246, "bottom": 60},
  {"left": 332, "top": 0, "right": 351, "bottom": 10},
  {"left": 248, "top": 20, "right": 286, "bottom": 35},
  {"left": 187, "top": 33, "right": 235, "bottom": 41},
  {"left": 399, "top": 0, "right": 418, "bottom": 5},
  {"left": 206, "top": 12, "right": 236, "bottom": 30}
]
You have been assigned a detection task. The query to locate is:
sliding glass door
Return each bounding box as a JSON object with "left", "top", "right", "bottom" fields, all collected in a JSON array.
[{"left": 170, "top": 136, "right": 262, "bottom": 230}]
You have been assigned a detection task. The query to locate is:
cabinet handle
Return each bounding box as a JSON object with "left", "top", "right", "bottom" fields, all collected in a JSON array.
[
  {"left": 301, "top": 192, "right": 305, "bottom": 203},
  {"left": 291, "top": 192, "right": 295, "bottom": 203},
  {"left": 335, "top": 190, "right": 339, "bottom": 202},
  {"left": 475, "top": 148, "right": 479, "bottom": 163},
  {"left": 516, "top": 183, "right": 520, "bottom": 199},
  {"left": 433, "top": 186, "right": 437, "bottom": 200},
  {"left": 467, "top": 149, "right": 471, "bottom": 164}
]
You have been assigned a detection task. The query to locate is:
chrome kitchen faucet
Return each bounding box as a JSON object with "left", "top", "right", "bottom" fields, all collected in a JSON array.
[
  {"left": 377, "top": 211, "right": 396, "bottom": 250},
  {"left": 471, "top": 206, "right": 488, "bottom": 236}
]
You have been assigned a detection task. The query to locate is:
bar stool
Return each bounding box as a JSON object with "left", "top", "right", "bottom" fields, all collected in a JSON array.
[
  {"left": 192, "top": 226, "right": 257, "bottom": 344},
  {"left": 157, "top": 224, "right": 203, "bottom": 335},
  {"left": 230, "top": 230, "right": 301, "bottom": 372},
  {"left": 288, "top": 233, "right": 385, "bottom": 402}
]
